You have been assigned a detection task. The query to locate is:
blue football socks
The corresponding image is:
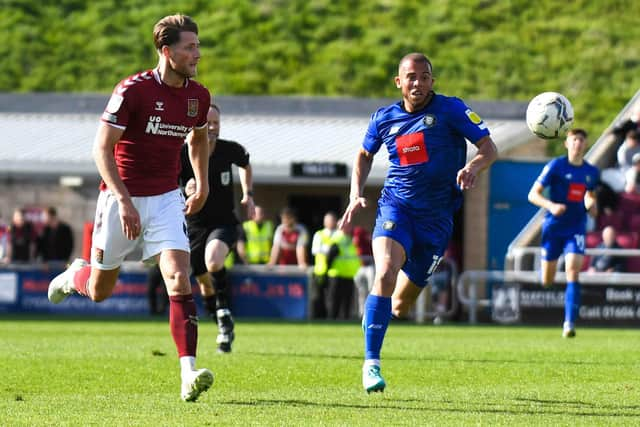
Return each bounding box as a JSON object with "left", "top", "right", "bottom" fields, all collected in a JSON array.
[
  {"left": 564, "top": 281, "right": 580, "bottom": 325},
  {"left": 363, "top": 294, "right": 392, "bottom": 361}
]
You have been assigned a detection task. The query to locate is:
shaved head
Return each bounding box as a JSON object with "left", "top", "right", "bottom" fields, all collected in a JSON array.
[{"left": 398, "top": 53, "right": 433, "bottom": 75}]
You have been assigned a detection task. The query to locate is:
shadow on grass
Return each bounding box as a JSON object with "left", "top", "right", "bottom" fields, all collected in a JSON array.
[
  {"left": 241, "top": 350, "right": 638, "bottom": 367},
  {"left": 218, "top": 397, "right": 640, "bottom": 418}
]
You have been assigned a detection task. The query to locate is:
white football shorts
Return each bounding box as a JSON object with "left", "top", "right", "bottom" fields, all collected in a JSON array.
[{"left": 91, "top": 188, "right": 190, "bottom": 270}]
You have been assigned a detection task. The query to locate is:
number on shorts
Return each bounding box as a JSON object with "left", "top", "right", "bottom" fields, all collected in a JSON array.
[{"left": 574, "top": 234, "right": 585, "bottom": 251}]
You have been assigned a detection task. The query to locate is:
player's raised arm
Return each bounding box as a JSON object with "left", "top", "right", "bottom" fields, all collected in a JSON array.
[
  {"left": 92, "top": 122, "right": 140, "bottom": 240},
  {"left": 339, "top": 148, "right": 374, "bottom": 230},
  {"left": 456, "top": 135, "right": 498, "bottom": 190},
  {"left": 185, "top": 126, "right": 209, "bottom": 215}
]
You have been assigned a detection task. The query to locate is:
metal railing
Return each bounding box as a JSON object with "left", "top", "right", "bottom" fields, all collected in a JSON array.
[{"left": 459, "top": 246, "right": 640, "bottom": 324}]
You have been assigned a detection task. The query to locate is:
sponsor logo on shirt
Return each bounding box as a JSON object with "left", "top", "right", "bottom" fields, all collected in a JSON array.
[
  {"left": 567, "top": 182, "right": 586, "bottom": 202},
  {"left": 395, "top": 132, "right": 429, "bottom": 166},
  {"left": 145, "top": 115, "right": 191, "bottom": 138}
]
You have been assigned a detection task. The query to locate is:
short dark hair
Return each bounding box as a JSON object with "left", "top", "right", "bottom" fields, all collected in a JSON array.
[
  {"left": 46, "top": 206, "right": 57, "bottom": 217},
  {"left": 210, "top": 103, "right": 221, "bottom": 114},
  {"left": 567, "top": 128, "right": 588, "bottom": 139},
  {"left": 153, "top": 14, "right": 198, "bottom": 51},
  {"left": 280, "top": 207, "right": 296, "bottom": 218},
  {"left": 398, "top": 53, "right": 433, "bottom": 74},
  {"left": 626, "top": 129, "right": 639, "bottom": 140}
]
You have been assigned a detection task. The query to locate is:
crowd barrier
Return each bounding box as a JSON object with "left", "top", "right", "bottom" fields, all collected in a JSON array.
[
  {"left": 0, "top": 263, "right": 311, "bottom": 319},
  {"left": 459, "top": 245, "right": 640, "bottom": 326}
]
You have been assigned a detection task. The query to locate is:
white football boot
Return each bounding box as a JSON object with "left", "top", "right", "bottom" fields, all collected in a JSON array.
[
  {"left": 362, "top": 364, "right": 386, "bottom": 393},
  {"left": 181, "top": 368, "right": 214, "bottom": 402},
  {"left": 47, "top": 258, "right": 88, "bottom": 304}
]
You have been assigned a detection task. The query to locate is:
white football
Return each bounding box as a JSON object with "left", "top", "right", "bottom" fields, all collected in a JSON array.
[{"left": 525, "top": 92, "right": 574, "bottom": 139}]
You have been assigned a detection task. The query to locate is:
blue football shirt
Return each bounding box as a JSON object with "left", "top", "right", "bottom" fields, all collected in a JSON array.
[
  {"left": 536, "top": 156, "right": 599, "bottom": 231},
  {"left": 363, "top": 93, "right": 490, "bottom": 216}
]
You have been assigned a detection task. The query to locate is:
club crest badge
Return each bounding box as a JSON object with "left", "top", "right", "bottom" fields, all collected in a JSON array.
[
  {"left": 94, "top": 248, "right": 104, "bottom": 264},
  {"left": 221, "top": 171, "right": 231, "bottom": 186},
  {"left": 423, "top": 114, "right": 437, "bottom": 128},
  {"left": 187, "top": 99, "right": 198, "bottom": 117}
]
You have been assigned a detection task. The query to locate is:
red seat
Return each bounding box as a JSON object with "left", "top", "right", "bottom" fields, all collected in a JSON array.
[
  {"left": 596, "top": 210, "right": 625, "bottom": 231},
  {"left": 617, "top": 193, "right": 640, "bottom": 218},
  {"left": 581, "top": 255, "right": 591, "bottom": 272},
  {"left": 586, "top": 231, "right": 602, "bottom": 248},
  {"left": 629, "top": 214, "right": 640, "bottom": 231},
  {"left": 625, "top": 256, "right": 640, "bottom": 273},
  {"left": 617, "top": 231, "right": 639, "bottom": 249}
]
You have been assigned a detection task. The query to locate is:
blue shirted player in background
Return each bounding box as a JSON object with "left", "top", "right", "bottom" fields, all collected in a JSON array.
[
  {"left": 339, "top": 52, "right": 498, "bottom": 393},
  {"left": 528, "top": 128, "right": 598, "bottom": 338}
]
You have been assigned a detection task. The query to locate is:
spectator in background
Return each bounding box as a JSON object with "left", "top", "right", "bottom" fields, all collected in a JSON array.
[
  {"left": 311, "top": 212, "right": 360, "bottom": 319},
  {"left": 588, "top": 226, "right": 625, "bottom": 273},
  {"left": 268, "top": 207, "right": 309, "bottom": 267},
  {"left": 36, "top": 206, "right": 74, "bottom": 263},
  {"left": 0, "top": 211, "right": 9, "bottom": 264},
  {"left": 616, "top": 129, "right": 640, "bottom": 173},
  {"left": 624, "top": 152, "right": 640, "bottom": 195},
  {"left": 7, "top": 208, "right": 37, "bottom": 263},
  {"left": 612, "top": 105, "right": 640, "bottom": 143},
  {"left": 237, "top": 205, "right": 273, "bottom": 264}
]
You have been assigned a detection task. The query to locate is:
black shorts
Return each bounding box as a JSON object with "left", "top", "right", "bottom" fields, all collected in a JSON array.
[{"left": 188, "top": 224, "right": 238, "bottom": 276}]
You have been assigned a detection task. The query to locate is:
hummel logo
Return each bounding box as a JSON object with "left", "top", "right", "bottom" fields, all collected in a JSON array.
[
  {"left": 155, "top": 101, "right": 164, "bottom": 111},
  {"left": 367, "top": 324, "right": 383, "bottom": 329}
]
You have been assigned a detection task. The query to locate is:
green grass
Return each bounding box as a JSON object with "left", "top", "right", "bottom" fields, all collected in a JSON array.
[{"left": 1, "top": 318, "right": 639, "bottom": 426}]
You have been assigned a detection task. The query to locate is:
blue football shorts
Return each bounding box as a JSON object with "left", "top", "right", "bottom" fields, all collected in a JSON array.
[
  {"left": 540, "top": 224, "right": 586, "bottom": 261},
  {"left": 372, "top": 200, "right": 452, "bottom": 287}
]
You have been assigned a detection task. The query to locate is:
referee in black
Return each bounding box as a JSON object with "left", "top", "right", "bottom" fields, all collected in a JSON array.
[{"left": 179, "top": 103, "right": 255, "bottom": 353}]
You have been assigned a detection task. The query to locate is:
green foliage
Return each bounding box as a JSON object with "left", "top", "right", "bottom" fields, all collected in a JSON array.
[
  {"left": 3, "top": 0, "right": 640, "bottom": 154},
  {"left": 1, "top": 319, "right": 639, "bottom": 425}
]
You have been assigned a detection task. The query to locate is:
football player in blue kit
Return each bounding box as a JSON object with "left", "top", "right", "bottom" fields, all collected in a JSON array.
[
  {"left": 528, "top": 128, "right": 598, "bottom": 338},
  {"left": 339, "top": 52, "right": 498, "bottom": 393}
]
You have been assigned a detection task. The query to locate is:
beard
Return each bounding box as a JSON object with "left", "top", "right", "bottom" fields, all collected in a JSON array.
[{"left": 168, "top": 60, "right": 196, "bottom": 79}]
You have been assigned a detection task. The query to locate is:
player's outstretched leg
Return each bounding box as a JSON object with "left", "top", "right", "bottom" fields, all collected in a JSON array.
[
  {"left": 212, "top": 268, "right": 235, "bottom": 353},
  {"left": 361, "top": 294, "right": 391, "bottom": 393},
  {"left": 48, "top": 258, "right": 90, "bottom": 303}
]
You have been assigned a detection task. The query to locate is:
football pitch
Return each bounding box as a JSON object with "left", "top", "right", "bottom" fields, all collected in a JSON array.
[{"left": 1, "top": 317, "right": 638, "bottom": 426}]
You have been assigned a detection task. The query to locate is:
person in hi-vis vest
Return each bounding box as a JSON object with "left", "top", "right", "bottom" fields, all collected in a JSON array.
[
  {"left": 312, "top": 212, "right": 361, "bottom": 319},
  {"left": 238, "top": 205, "right": 273, "bottom": 264}
]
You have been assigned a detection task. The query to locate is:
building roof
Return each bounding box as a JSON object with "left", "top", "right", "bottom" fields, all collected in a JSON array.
[{"left": 0, "top": 93, "right": 531, "bottom": 185}]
